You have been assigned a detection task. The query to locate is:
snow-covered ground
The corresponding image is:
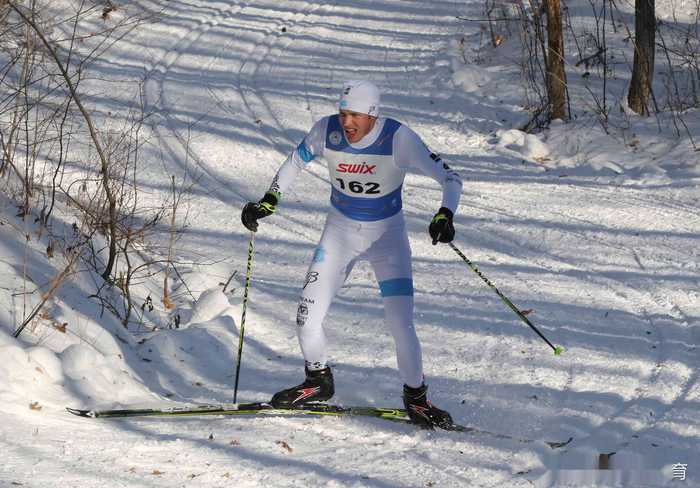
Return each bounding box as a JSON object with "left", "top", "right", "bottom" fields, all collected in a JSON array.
[{"left": 1, "top": 0, "right": 699, "bottom": 486}]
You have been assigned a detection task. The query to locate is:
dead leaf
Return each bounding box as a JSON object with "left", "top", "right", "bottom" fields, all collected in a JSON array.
[
  {"left": 128, "top": 467, "right": 137, "bottom": 474},
  {"left": 520, "top": 309, "right": 534, "bottom": 316},
  {"left": 102, "top": 4, "right": 116, "bottom": 21},
  {"left": 53, "top": 322, "right": 67, "bottom": 333},
  {"left": 152, "top": 469, "right": 164, "bottom": 476},
  {"left": 276, "top": 440, "right": 293, "bottom": 453},
  {"left": 29, "top": 402, "right": 42, "bottom": 411},
  {"left": 35, "top": 367, "right": 43, "bottom": 374},
  {"left": 222, "top": 472, "right": 231, "bottom": 478},
  {"left": 229, "top": 439, "right": 240, "bottom": 446}
]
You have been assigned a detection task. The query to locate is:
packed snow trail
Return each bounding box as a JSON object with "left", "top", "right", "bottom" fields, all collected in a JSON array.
[{"left": 1, "top": 0, "right": 699, "bottom": 487}]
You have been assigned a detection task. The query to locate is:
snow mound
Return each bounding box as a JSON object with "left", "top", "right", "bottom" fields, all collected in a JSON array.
[
  {"left": 28, "top": 346, "right": 65, "bottom": 384},
  {"left": 0, "top": 338, "right": 72, "bottom": 413},
  {"left": 189, "top": 287, "right": 234, "bottom": 325},
  {"left": 537, "top": 113, "right": 700, "bottom": 180},
  {"left": 138, "top": 315, "right": 238, "bottom": 387},
  {"left": 59, "top": 343, "right": 156, "bottom": 408},
  {"left": 492, "top": 128, "right": 550, "bottom": 162}
]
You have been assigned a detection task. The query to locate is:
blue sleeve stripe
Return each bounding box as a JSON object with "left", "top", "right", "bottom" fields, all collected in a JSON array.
[
  {"left": 297, "top": 141, "right": 315, "bottom": 163},
  {"left": 379, "top": 278, "right": 414, "bottom": 297}
]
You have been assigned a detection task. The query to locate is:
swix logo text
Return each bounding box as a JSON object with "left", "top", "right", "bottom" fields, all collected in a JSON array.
[{"left": 337, "top": 162, "right": 376, "bottom": 174}]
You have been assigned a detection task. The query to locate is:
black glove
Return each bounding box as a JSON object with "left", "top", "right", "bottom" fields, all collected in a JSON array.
[
  {"left": 428, "top": 207, "right": 455, "bottom": 245},
  {"left": 241, "top": 192, "right": 279, "bottom": 232}
]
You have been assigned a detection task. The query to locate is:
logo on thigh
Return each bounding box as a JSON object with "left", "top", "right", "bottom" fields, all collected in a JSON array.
[
  {"left": 296, "top": 303, "right": 309, "bottom": 327},
  {"left": 303, "top": 271, "right": 319, "bottom": 289}
]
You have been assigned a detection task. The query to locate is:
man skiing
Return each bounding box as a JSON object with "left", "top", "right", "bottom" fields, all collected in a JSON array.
[{"left": 241, "top": 80, "right": 462, "bottom": 429}]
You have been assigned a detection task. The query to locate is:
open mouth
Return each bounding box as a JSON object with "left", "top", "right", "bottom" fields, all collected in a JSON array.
[{"left": 344, "top": 128, "right": 357, "bottom": 140}]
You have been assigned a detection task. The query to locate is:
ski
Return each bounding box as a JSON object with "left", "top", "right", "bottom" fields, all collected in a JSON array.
[{"left": 66, "top": 402, "right": 572, "bottom": 449}]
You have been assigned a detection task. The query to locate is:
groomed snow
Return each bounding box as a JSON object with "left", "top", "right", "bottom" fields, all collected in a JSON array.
[{"left": 1, "top": 0, "right": 698, "bottom": 487}]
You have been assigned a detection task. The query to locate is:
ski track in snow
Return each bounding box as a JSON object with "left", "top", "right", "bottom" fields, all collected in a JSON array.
[
  {"left": 467, "top": 181, "right": 699, "bottom": 452},
  {"left": 2, "top": 0, "right": 699, "bottom": 487}
]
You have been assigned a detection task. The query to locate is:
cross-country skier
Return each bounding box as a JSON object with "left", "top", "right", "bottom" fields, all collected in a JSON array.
[{"left": 241, "top": 80, "right": 462, "bottom": 428}]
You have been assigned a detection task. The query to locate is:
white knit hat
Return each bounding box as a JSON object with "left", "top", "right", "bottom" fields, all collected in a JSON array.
[{"left": 339, "top": 80, "right": 380, "bottom": 117}]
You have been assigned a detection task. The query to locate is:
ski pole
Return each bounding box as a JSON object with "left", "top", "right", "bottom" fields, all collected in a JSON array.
[
  {"left": 233, "top": 231, "right": 255, "bottom": 403},
  {"left": 448, "top": 242, "right": 564, "bottom": 356}
]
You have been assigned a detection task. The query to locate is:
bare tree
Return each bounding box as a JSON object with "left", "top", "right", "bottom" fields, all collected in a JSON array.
[
  {"left": 7, "top": 1, "right": 123, "bottom": 280},
  {"left": 0, "top": 2, "right": 196, "bottom": 331},
  {"left": 511, "top": 0, "right": 568, "bottom": 129},
  {"left": 545, "top": 0, "right": 568, "bottom": 120},
  {"left": 628, "top": 0, "right": 656, "bottom": 114}
]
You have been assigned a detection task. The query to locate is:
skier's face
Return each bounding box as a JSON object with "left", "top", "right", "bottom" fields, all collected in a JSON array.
[{"left": 340, "top": 110, "right": 376, "bottom": 143}]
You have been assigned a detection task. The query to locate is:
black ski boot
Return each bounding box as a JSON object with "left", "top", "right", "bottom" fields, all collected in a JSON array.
[
  {"left": 270, "top": 366, "right": 335, "bottom": 407},
  {"left": 403, "top": 383, "right": 453, "bottom": 429}
]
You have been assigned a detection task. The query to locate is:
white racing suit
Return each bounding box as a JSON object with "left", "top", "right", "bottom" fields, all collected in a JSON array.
[{"left": 269, "top": 114, "right": 462, "bottom": 388}]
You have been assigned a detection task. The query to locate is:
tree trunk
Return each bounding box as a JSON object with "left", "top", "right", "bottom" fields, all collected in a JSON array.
[
  {"left": 628, "top": 0, "right": 656, "bottom": 115},
  {"left": 545, "top": 0, "right": 568, "bottom": 120}
]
